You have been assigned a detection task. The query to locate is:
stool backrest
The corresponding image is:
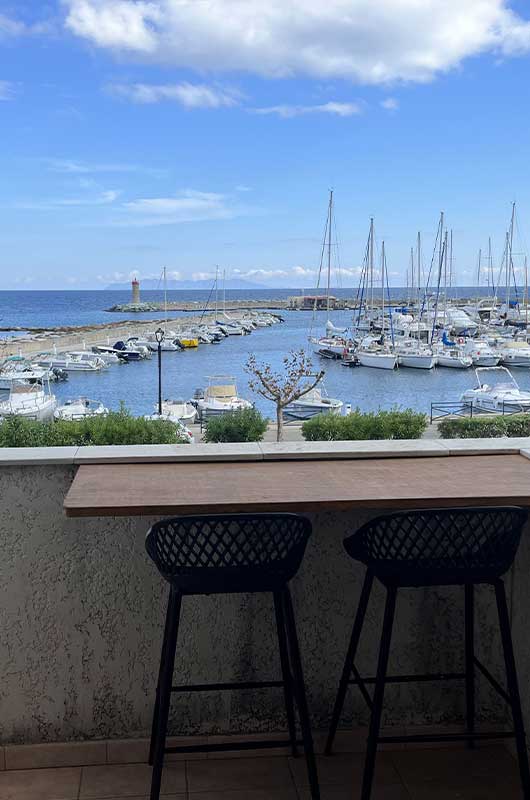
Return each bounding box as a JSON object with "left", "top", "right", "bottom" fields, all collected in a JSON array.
[
  {"left": 146, "top": 513, "right": 312, "bottom": 588},
  {"left": 345, "top": 506, "right": 528, "bottom": 578}
]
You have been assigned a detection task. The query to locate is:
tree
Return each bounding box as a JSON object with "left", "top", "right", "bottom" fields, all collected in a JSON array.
[{"left": 246, "top": 349, "right": 325, "bottom": 442}]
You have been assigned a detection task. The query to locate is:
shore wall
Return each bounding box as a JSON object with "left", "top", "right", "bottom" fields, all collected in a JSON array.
[{"left": 2, "top": 443, "right": 529, "bottom": 744}]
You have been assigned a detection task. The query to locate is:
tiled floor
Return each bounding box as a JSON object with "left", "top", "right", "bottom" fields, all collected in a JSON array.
[{"left": 0, "top": 745, "right": 525, "bottom": 800}]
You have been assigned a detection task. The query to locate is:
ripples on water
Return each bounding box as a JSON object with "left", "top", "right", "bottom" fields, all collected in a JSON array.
[{"left": 2, "top": 290, "right": 529, "bottom": 418}]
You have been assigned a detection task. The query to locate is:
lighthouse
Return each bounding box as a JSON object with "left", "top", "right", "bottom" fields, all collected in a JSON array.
[{"left": 131, "top": 277, "right": 140, "bottom": 305}]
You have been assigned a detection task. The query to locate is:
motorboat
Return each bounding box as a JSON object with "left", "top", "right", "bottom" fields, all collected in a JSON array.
[
  {"left": 193, "top": 376, "right": 253, "bottom": 418},
  {"left": 160, "top": 398, "right": 198, "bottom": 423},
  {"left": 67, "top": 351, "right": 111, "bottom": 368},
  {"left": 144, "top": 413, "right": 195, "bottom": 443},
  {"left": 54, "top": 397, "right": 108, "bottom": 420},
  {"left": 92, "top": 345, "right": 131, "bottom": 363},
  {"left": 127, "top": 335, "right": 182, "bottom": 353},
  {"left": 462, "top": 339, "right": 500, "bottom": 367},
  {"left": 283, "top": 386, "right": 343, "bottom": 420},
  {"left": 0, "top": 378, "right": 57, "bottom": 421},
  {"left": 495, "top": 340, "right": 530, "bottom": 368},
  {"left": 0, "top": 359, "right": 54, "bottom": 391},
  {"left": 113, "top": 341, "right": 150, "bottom": 360},
  {"left": 35, "top": 352, "right": 106, "bottom": 372},
  {"left": 461, "top": 367, "right": 530, "bottom": 412}
]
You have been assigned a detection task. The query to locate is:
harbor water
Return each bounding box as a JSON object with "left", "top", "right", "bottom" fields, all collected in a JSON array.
[{"left": 1, "top": 289, "right": 528, "bottom": 419}]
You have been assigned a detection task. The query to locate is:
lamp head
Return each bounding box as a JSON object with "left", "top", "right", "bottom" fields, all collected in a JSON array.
[{"left": 155, "top": 327, "right": 165, "bottom": 344}]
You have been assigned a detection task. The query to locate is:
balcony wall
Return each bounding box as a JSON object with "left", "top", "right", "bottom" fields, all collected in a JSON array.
[{"left": 1, "top": 441, "right": 529, "bottom": 746}]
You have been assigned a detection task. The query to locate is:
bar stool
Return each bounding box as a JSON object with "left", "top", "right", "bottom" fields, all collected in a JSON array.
[
  {"left": 145, "top": 513, "right": 320, "bottom": 800},
  {"left": 325, "top": 506, "right": 530, "bottom": 800}
]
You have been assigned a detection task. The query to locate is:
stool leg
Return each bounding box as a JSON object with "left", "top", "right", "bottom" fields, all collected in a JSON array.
[
  {"left": 325, "top": 571, "right": 374, "bottom": 755},
  {"left": 283, "top": 587, "right": 321, "bottom": 800},
  {"left": 464, "top": 583, "right": 475, "bottom": 750},
  {"left": 494, "top": 580, "right": 530, "bottom": 800},
  {"left": 150, "top": 587, "right": 182, "bottom": 800},
  {"left": 274, "top": 590, "right": 298, "bottom": 757},
  {"left": 361, "top": 584, "right": 397, "bottom": 800},
  {"left": 149, "top": 594, "right": 173, "bottom": 765}
]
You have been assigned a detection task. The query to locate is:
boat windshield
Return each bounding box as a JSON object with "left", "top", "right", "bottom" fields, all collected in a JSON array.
[{"left": 476, "top": 368, "right": 518, "bottom": 391}]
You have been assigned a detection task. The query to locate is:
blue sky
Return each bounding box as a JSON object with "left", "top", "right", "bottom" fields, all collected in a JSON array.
[{"left": 2, "top": 0, "right": 530, "bottom": 289}]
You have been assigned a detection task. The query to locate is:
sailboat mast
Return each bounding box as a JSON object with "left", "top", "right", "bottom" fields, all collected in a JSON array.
[
  {"left": 416, "top": 231, "right": 422, "bottom": 341},
  {"left": 214, "top": 266, "right": 219, "bottom": 319},
  {"left": 449, "top": 229, "right": 454, "bottom": 289},
  {"left": 526, "top": 256, "right": 528, "bottom": 331},
  {"left": 488, "top": 237, "right": 492, "bottom": 290},
  {"left": 369, "top": 217, "right": 374, "bottom": 313},
  {"left": 381, "top": 241, "right": 386, "bottom": 338},
  {"left": 326, "top": 190, "right": 333, "bottom": 316},
  {"left": 477, "top": 249, "right": 482, "bottom": 287},
  {"left": 505, "top": 231, "right": 510, "bottom": 309}
]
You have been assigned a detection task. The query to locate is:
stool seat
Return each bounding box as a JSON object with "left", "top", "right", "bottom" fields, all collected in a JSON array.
[
  {"left": 345, "top": 506, "right": 527, "bottom": 586},
  {"left": 146, "top": 513, "right": 310, "bottom": 593}
]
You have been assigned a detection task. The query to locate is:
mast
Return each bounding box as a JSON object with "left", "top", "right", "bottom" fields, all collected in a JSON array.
[
  {"left": 449, "top": 229, "right": 454, "bottom": 290},
  {"left": 443, "top": 230, "right": 448, "bottom": 330},
  {"left": 369, "top": 217, "right": 374, "bottom": 313},
  {"left": 223, "top": 268, "right": 226, "bottom": 314},
  {"left": 416, "top": 231, "right": 422, "bottom": 341},
  {"left": 526, "top": 256, "right": 529, "bottom": 332},
  {"left": 488, "top": 237, "right": 492, "bottom": 290},
  {"left": 214, "top": 266, "right": 219, "bottom": 319},
  {"left": 381, "top": 241, "right": 386, "bottom": 340},
  {"left": 326, "top": 189, "right": 333, "bottom": 317},
  {"left": 477, "top": 248, "right": 482, "bottom": 287},
  {"left": 163, "top": 266, "right": 168, "bottom": 330},
  {"left": 506, "top": 202, "right": 515, "bottom": 308}
]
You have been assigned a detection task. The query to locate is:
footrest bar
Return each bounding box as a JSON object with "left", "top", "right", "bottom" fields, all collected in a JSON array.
[
  {"left": 347, "top": 672, "right": 465, "bottom": 686},
  {"left": 171, "top": 680, "right": 284, "bottom": 693},
  {"left": 378, "top": 731, "right": 515, "bottom": 745},
  {"left": 473, "top": 657, "right": 512, "bottom": 705},
  {"left": 165, "top": 738, "right": 299, "bottom": 754}
]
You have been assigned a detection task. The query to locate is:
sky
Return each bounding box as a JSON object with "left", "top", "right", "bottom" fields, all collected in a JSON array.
[{"left": 2, "top": 1, "right": 530, "bottom": 290}]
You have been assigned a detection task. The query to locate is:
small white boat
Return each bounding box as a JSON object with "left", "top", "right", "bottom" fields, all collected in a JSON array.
[
  {"left": 160, "top": 399, "right": 198, "bottom": 423},
  {"left": 54, "top": 397, "right": 108, "bottom": 421},
  {"left": 35, "top": 352, "right": 105, "bottom": 372},
  {"left": 0, "top": 378, "right": 57, "bottom": 421},
  {"left": 462, "top": 340, "right": 500, "bottom": 367},
  {"left": 144, "top": 413, "right": 195, "bottom": 443},
  {"left": 195, "top": 376, "right": 253, "bottom": 418},
  {"left": 68, "top": 351, "right": 111, "bottom": 369},
  {"left": 496, "top": 341, "right": 530, "bottom": 368},
  {"left": 0, "top": 360, "right": 50, "bottom": 391},
  {"left": 461, "top": 367, "right": 530, "bottom": 412},
  {"left": 433, "top": 343, "right": 472, "bottom": 369},
  {"left": 284, "top": 386, "right": 343, "bottom": 420}
]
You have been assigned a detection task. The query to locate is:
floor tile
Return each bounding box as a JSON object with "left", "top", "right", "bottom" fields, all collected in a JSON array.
[
  {"left": 86, "top": 796, "right": 185, "bottom": 800},
  {"left": 404, "top": 776, "right": 523, "bottom": 800},
  {"left": 79, "top": 763, "right": 186, "bottom": 798},
  {"left": 0, "top": 766, "right": 81, "bottom": 799},
  {"left": 298, "top": 785, "right": 411, "bottom": 800},
  {"left": 390, "top": 745, "right": 518, "bottom": 785},
  {"left": 188, "top": 790, "right": 298, "bottom": 800},
  {"left": 5, "top": 741, "right": 107, "bottom": 770},
  {"left": 289, "top": 753, "right": 401, "bottom": 788},
  {"left": 106, "top": 737, "right": 207, "bottom": 764},
  {"left": 186, "top": 756, "right": 294, "bottom": 793}
]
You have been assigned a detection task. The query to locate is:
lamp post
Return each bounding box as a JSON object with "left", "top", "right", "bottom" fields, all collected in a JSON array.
[{"left": 155, "top": 327, "right": 165, "bottom": 416}]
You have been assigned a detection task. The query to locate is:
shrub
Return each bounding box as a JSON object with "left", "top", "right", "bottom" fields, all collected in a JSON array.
[
  {"left": 302, "top": 408, "right": 428, "bottom": 441},
  {"left": 203, "top": 408, "right": 269, "bottom": 443},
  {"left": 0, "top": 408, "right": 189, "bottom": 447},
  {"left": 438, "top": 415, "right": 530, "bottom": 439}
]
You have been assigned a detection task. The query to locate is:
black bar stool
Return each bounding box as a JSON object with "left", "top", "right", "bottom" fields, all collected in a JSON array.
[
  {"left": 325, "top": 506, "right": 530, "bottom": 800},
  {"left": 145, "top": 513, "right": 320, "bottom": 800}
]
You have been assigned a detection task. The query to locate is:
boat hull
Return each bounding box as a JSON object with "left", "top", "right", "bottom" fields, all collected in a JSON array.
[
  {"left": 397, "top": 354, "right": 436, "bottom": 369},
  {"left": 358, "top": 353, "right": 397, "bottom": 370}
]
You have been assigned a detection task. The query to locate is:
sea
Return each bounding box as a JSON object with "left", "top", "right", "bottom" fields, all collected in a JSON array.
[{"left": 0, "top": 288, "right": 527, "bottom": 419}]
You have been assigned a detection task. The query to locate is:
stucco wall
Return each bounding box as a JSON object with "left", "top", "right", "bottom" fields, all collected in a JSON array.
[{"left": 0, "top": 462, "right": 523, "bottom": 744}]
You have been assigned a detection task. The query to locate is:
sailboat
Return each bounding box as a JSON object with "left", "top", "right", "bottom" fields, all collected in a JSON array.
[
  {"left": 309, "top": 190, "right": 350, "bottom": 357},
  {"left": 356, "top": 229, "right": 398, "bottom": 370},
  {"left": 395, "top": 227, "right": 436, "bottom": 369}
]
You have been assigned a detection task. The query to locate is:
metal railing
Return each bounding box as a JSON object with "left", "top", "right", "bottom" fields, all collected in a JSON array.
[{"left": 430, "top": 401, "right": 530, "bottom": 423}]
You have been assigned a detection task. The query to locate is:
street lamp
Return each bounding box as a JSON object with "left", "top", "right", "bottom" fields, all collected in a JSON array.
[{"left": 155, "top": 327, "right": 165, "bottom": 416}]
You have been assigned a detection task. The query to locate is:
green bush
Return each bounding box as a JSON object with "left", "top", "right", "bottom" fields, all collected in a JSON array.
[
  {"left": 302, "top": 408, "right": 428, "bottom": 441},
  {"left": 203, "top": 408, "right": 269, "bottom": 443},
  {"left": 438, "top": 415, "right": 530, "bottom": 439},
  {"left": 0, "top": 408, "right": 189, "bottom": 447}
]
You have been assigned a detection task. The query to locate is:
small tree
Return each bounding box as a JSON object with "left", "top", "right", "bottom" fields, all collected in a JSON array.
[{"left": 246, "top": 349, "right": 325, "bottom": 441}]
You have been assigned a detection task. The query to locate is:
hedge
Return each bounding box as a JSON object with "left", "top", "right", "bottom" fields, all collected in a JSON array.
[
  {"left": 0, "top": 408, "right": 189, "bottom": 447},
  {"left": 438, "top": 415, "right": 530, "bottom": 439},
  {"left": 203, "top": 407, "right": 269, "bottom": 443},
  {"left": 301, "top": 408, "right": 428, "bottom": 441}
]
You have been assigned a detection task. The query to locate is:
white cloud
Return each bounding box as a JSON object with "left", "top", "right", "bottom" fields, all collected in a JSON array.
[
  {"left": 0, "top": 80, "right": 15, "bottom": 101},
  {"left": 107, "top": 81, "right": 240, "bottom": 108},
  {"left": 253, "top": 102, "right": 361, "bottom": 118},
  {"left": 0, "top": 12, "right": 52, "bottom": 38},
  {"left": 14, "top": 190, "right": 120, "bottom": 210},
  {"left": 45, "top": 158, "right": 163, "bottom": 176},
  {"left": 64, "top": 1, "right": 530, "bottom": 85},
  {"left": 381, "top": 97, "right": 399, "bottom": 111},
  {"left": 119, "top": 189, "right": 243, "bottom": 226}
]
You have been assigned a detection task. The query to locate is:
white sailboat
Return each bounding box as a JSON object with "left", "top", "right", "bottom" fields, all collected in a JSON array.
[{"left": 356, "top": 233, "right": 398, "bottom": 370}]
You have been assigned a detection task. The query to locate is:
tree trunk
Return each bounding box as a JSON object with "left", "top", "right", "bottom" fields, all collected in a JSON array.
[{"left": 276, "top": 403, "right": 284, "bottom": 442}]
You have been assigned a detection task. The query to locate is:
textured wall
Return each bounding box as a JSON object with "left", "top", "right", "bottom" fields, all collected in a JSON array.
[{"left": 0, "top": 464, "right": 522, "bottom": 744}]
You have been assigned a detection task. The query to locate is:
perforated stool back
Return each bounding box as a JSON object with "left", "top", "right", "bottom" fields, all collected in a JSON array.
[{"left": 345, "top": 506, "right": 527, "bottom": 585}]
